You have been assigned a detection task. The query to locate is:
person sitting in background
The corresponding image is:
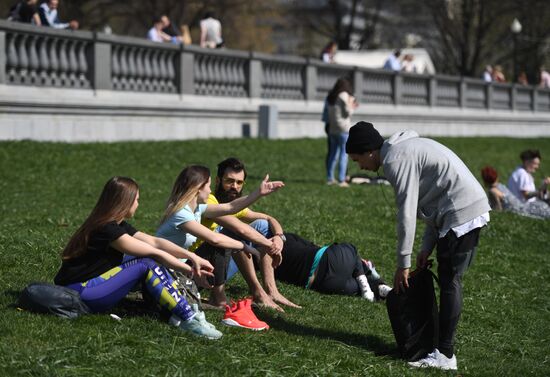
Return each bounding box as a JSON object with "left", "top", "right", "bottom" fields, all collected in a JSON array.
[
  {"left": 539, "top": 66, "right": 550, "bottom": 89},
  {"left": 272, "top": 233, "right": 392, "bottom": 301},
  {"left": 38, "top": 0, "right": 78, "bottom": 29},
  {"left": 401, "top": 54, "right": 417, "bottom": 73},
  {"left": 483, "top": 65, "right": 493, "bottom": 82},
  {"left": 53, "top": 177, "right": 222, "bottom": 339},
  {"left": 507, "top": 149, "right": 550, "bottom": 204},
  {"left": 147, "top": 16, "right": 175, "bottom": 43},
  {"left": 200, "top": 11, "right": 223, "bottom": 48},
  {"left": 492, "top": 65, "right": 506, "bottom": 82},
  {"left": 320, "top": 41, "right": 337, "bottom": 63},
  {"left": 160, "top": 15, "right": 179, "bottom": 38},
  {"left": 180, "top": 24, "right": 192, "bottom": 45},
  {"left": 7, "top": 0, "right": 41, "bottom": 25},
  {"left": 383, "top": 49, "right": 401, "bottom": 71},
  {"left": 517, "top": 71, "right": 529, "bottom": 86},
  {"left": 481, "top": 166, "right": 550, "bottom": 219}
]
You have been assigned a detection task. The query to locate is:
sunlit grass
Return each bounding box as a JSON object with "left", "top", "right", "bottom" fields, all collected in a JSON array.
[{"left": 0, "top": 137, "right": 549, "bottom": 376}]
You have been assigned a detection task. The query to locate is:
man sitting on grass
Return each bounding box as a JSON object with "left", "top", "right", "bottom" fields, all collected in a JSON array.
[{"left": 189, "top": 157, "right": 300, "bottom": 311}]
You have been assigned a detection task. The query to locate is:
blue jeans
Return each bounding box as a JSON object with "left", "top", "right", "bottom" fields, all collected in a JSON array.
[
  {"left": 326, "top": 132, "right": 349, "bottom": 183},
  {"left": 224, "top": 219, "right": 271, "bottom": 280}
]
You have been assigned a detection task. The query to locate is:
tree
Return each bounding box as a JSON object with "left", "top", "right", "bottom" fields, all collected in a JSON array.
[{"left": 419, "top": 0, "right": 550, "bottom": 80}]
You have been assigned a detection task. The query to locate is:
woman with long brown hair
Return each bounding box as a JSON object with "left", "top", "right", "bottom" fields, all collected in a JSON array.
[
  {"left": 54, "top": 176, "right": 223, "bottom": 339},
  {"left": 156, "top": 165, "right": 284, "bottom": 310},
  {"left": 326, "top": 77, "right": 358, "bottom": 187}
]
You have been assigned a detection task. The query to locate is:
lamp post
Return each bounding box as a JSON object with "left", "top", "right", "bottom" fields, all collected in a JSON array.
[{"left": 510, "top": 18, "right": 522, "bottom": 83}]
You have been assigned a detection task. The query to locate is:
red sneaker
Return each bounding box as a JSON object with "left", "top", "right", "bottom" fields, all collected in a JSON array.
[{"left": 221, "top": 298, "right": 269, "bottom": 331}]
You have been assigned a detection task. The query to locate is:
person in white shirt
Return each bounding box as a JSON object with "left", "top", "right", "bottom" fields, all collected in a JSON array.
[
  {"left": 483, "top": 65, "right": 493, "bottom": 82},
  {"left": 200, "top": 11, "right": 223, "bottom": 48},
  {"left": 38, "top": 0, "right": 78, "bottom": 29},
  {"left": 383, "top": 49, "right": 402, "bottom": 71},
  {"left": 508, "top": 149, "right": 550, "bottom": 204}
]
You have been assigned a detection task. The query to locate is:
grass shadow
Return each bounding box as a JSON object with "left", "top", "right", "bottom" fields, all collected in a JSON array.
[{"left": 258, "top": 310, "right": 400, "bottom": 359}]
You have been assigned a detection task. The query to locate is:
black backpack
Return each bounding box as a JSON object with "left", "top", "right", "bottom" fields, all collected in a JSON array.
[
  {"left": 18, "top": 282, "right": 91, "bottom": 319},
  {"left": 386, "top": 268, "right": 439, "bottom": 361}
]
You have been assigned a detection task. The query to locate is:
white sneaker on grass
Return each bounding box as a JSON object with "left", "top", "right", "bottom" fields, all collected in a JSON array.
[
  {"left": 170, "top": 314, "right": 223, "bottom": 340},
  {"left": 191, "top": 304, "right": 218, "bottom": 331},
  {"left": 378, "top": 284, "right": 392, "bottom": 299},
  {"left": 408, "top": 348, "right": 457, "bottom": 370}
]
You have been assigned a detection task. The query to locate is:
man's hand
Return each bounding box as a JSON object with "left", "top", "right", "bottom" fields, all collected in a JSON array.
[
  {"left": 393, "top": 267, "right": 409, "bottom": 294},
  {"left": 270, "top": 235, "right": 284, "bottom": 255},
  {"left": 416, "top": 249, "right": 433, "bottom": 269},
  {"left": 259, "top": 174, "right": 285, "bottom": 196}
]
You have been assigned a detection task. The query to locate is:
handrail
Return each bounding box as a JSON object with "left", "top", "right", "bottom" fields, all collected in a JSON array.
[{"left": 0, "top": 20, "right": 548, "bottom": 112}]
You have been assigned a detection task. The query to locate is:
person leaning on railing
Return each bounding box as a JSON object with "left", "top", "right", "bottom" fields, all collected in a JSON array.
[
  {"left": 38, "top": 0, "right": 78, "bottom": 30},
  {"left": 7, "top": 0, "right": 41, "bottom": 25}
]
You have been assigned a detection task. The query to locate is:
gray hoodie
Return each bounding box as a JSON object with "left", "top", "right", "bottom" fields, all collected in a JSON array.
[{"left": 380, "top": 130, "right": 491, "bottom": 269}]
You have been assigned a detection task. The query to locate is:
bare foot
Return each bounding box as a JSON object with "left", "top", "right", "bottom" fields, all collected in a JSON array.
[
  {"left": 270, "top": 292, "right": 302, "bottom": 309},
  {"left": 252, "top": 293, "right": 284, "bottom": 312}
]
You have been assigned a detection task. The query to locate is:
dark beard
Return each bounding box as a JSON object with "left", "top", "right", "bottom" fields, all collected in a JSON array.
[{"left": 215, "top": 185, "right": 242, "bottom": 203}]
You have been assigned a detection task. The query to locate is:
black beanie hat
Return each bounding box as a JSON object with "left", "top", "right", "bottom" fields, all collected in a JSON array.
[{"left": 345, "top": 121, "right": 384, "bottom": 154}]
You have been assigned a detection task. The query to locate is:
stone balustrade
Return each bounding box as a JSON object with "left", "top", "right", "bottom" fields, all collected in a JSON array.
[{"left": 1, "top": 20, "right": 549, "bottom": 113}]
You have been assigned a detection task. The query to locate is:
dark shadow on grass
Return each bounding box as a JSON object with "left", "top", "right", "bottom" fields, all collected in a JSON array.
[
  {"left": 258, "top": 310, "right": 400, "bottom": 359},
  {"left": 4, "top": 289, "right": 22, "bottom": 309},
  {"left": 4, "top": 288, "right": 164, "bottom": 321}
]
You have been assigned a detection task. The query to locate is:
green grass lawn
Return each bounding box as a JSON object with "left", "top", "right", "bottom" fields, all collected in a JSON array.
[{"left": 0, "top": 137, "right": 549, "bottom": 377}]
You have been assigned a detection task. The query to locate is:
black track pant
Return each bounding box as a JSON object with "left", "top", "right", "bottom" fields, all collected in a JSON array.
[{"left": 436, "top": 227, "right": 481, "bottom": 357}]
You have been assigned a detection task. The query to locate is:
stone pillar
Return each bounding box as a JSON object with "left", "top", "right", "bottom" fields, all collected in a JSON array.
[
  {"left": 428, "top": 76, "right": 437, "bottom": 107},
  {"left": 258, "top": 104, "right": 278, "bottom": 139},
  {"left": 485, "top": 83, "right": 493, "bottom": 110},
  {"left": 248, "top": 53, "right": 262, "bottom": 98},
  {"left": 353, "top": 68, "right": 363, "bottom": 102},
  {"left": 178, "top": 47, "right": 194, "bottom": 95},
  {"left": 304, "top": 58, "right": 316, "bottom": 101},
  {"left": 510, "top": 85, "right": 517, "bottom": 111},
  {"left": 459, "top": 80, "right": 466, "bottom": 108},
  {"left": 532, "top": 88, "right": 538, "bottom": 112},
  {"left": 92, "top": 34, "right": 111, "bottom": 90},
  {"left": 0, "top": 31, "right": 6, "bottom": 84},
  {"left": 393, "top": 73, "right": 402, "bottom": 105}
]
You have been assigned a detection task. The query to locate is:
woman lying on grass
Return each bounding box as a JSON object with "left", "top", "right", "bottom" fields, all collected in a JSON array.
[
  {"left": 53, "top": 176, "right": 223, "bottom": 339},
  {"left": 156, "top": 165, "right": 284, "bottom": 309},
  {"left": 481, "top": 166, "right": 550, "bottom": 220},
  {"left": 268, "top": 233, "right": 392, "bottom": 301}
]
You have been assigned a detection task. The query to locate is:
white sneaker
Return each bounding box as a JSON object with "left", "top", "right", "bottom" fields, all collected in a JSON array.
[
  {"left": 192, "top": 304, "right": 218, "bottom": 330},
  {"left": 378, "top": 284, "right": 392, "bottom": 298},
  {"left": 408, "top": 349, "right": 457, "bottom": 371},
  {"left": 356, "top": 275, "right": 375, "bottom": 302}
]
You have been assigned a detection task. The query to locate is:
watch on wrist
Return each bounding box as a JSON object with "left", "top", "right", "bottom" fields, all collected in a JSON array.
[{"left": 276, "top": 233, "right": 286, "bottom": 242}]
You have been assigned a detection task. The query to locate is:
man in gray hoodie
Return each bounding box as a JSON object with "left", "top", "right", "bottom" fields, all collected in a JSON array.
[{"left": 346, "top": 122, "right": 490, "bottom": 371}]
